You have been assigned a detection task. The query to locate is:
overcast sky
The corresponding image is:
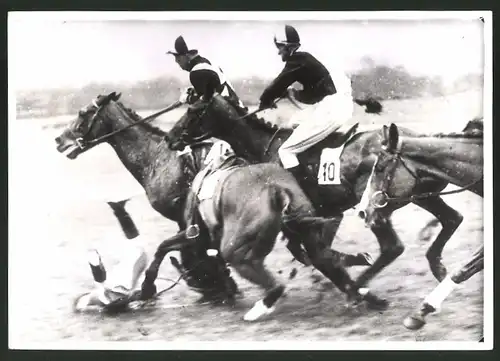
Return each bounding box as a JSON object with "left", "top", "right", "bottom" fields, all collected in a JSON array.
[{"left": 9, "top": 15, "right": 485, "bottom": 91}]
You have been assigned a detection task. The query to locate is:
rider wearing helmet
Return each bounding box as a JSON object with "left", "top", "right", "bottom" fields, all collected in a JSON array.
[
  {"left": 167, "top": 35, "right": 246, "bottom": 113},
  {"left": 167, "top": 36, "right": 249, "bottom": 254},
  {"left": 258, "top": 25, "right": 355, "bottom": 197}
]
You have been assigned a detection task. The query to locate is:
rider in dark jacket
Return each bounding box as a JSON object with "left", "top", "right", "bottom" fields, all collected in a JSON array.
[
  {"left": 167, "top": 35, "right": 246, "bottom": 112},
  {"left": 258, "top": 25, "right": 354, "bottom": 200}
]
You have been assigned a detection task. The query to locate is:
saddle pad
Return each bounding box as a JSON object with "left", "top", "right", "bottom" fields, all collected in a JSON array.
[
  {"left": 197, "top": 167, "right": 240, "bottom": 230},
  {"left": 198, "top": 167, "right": 234, "bottom": 201},
  {"left": 317, "top": 131, "right": 357, "bottom": 186}
]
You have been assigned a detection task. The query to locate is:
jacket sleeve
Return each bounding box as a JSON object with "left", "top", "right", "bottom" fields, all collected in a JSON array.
[{"left": 259, "top": 61, "right": 301, "bottom": 105}]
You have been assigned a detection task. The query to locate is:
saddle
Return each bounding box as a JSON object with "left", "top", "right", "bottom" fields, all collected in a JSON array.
[
  {"left": 327, "top": 123, "right": 359, "bottom": 149},
  {"left": 191, "top": 155, "right": 247, "bottom": 234}
]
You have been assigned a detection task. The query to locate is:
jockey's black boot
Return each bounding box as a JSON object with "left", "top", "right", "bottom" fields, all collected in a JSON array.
[
  {"left": 286, "top": 164, "right": 323, "bottom": 205},
  {"left": 88, "top": 249, "right": 106, "bottom": 283}
]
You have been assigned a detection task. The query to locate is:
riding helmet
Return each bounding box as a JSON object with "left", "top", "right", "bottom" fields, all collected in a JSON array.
[
  {"left": 166, "top": 36, "right": 199, "bottom": 56},
  {"left": 274, "top": 25, "right": 301, "bottom": 47}
]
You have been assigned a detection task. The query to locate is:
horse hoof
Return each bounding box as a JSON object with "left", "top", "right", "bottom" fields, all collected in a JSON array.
[
  {"left": 140, "top": 284, "right": 157, "bottom": 301},
  {"left": 243, "top": 300, "right": 276, "bottom": 322},
  {"left": 403, "top": 314, "right": 426, "bottom": 330},
  {"left": 364, "top": 292, "right": 390, "bottom": 311}
]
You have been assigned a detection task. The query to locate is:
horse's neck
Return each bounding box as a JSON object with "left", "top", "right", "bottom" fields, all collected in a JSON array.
[
  {"left": 107, "top": 124, "right": 175, "bottom": 187},
  {"left": 225, "top": 117, "right": 291, "bottom": 163},
  {"left": 400, "top": 135, "right": 483, "bottom": 185}
]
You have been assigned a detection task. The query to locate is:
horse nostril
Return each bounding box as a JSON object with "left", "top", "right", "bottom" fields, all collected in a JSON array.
[
  {"left": 55, "top": 137, "right": 61, "bottom": 144},
  {"left": 358, "top": 210, "right": 366, "bottom": 219}
]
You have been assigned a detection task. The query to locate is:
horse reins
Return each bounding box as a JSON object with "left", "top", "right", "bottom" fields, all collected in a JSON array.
[
  {"left": 74, "top": 100, "right": 183, "bottom": 150},
  {"left": 371, "top": 151, "right": 483, "bottom": 208}
]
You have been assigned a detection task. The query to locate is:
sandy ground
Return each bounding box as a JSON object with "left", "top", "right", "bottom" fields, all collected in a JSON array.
[{"left": 8, "top": 89, "right": 485, "bottom": 346}]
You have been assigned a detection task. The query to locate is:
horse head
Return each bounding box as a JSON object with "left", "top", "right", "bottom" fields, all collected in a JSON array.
[
  {"left": 166, "top": 95, "right": 241, "bottom": 151},
  {"left": 357, "top": 123, "right": 419, "bottom": 227},
  {"left": 55, "top": 91, "right": 123, "bottom": 159}
]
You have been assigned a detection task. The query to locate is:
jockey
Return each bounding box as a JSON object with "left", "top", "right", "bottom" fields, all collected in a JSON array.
[
  {"left": 73, "top": 199, "right": 149, "bottom": 313},
  {"left": 258, "top": 25, "right": 355, "bottom": 194},
  {"left": 166, "top": 35, "right": 247, "bottom": 113},
  {"left": 74, "top": 198, "right": 239, "bottom": 313}
]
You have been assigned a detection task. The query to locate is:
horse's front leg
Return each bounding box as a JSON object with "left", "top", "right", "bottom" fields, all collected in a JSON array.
[
  {"left": 354, "top": 216, "right": 405, "bottom": 292},
  {"left": 403, "top": 246, "right": 484, "bottom": 330},
  {"left": 140, "top": 230, "right": 190, "bottom": 300},
  {"left": 413, "top": 197, "right": 464, "bottom": 282}
]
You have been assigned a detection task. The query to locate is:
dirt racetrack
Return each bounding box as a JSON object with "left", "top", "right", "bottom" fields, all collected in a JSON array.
[{"left": 9, "top": 89, "right": 485, "bottom": 345}]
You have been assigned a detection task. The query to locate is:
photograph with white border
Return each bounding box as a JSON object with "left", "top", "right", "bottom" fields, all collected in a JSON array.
[{"left": 8, "top": 10, "right": 492, "bottom": 350}]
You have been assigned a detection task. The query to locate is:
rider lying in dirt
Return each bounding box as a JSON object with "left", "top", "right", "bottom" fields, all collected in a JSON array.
[
  {"left": 74, "top": 141, "right": 373, "bottom": 314},
  {"left": 73, "top": 199, "right": 152, "bottom": 314}
]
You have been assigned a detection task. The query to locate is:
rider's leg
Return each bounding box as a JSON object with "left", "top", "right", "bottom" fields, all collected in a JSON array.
[
  {"left": 85, "top": 242, "right": 148, "bottom": 306},
  {"left": 75, "top": 246, "right": 146, "bottom": 312},
  {"left": 279, "top": 94, "right": 354, "bottom": 181},
  {"left": 105, "top": 240, "right": 148, "bottom": 295}
]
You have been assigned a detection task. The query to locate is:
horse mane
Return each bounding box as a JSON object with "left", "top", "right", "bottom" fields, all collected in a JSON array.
[
  {"left": 242, "top": 111, "right": 292, "bottom": 133},
  {"left": 414, "top": 132, "right": 483, "bottom": 139},
  {"left": 114, "top": 101, "right": 168, "bottom": 137}
]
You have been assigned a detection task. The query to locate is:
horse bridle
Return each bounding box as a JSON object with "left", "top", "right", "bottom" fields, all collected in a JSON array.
[
  {"left": 71, "top": 100, "right": 105, "bottom": 150},
  {"left": 370, "top": 146, "right": 483, "bottom": 209},
  {"left": 73, "top": 99, "right": 184, "bottom": 151}
]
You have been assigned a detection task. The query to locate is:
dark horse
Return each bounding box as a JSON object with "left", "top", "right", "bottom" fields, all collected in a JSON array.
[
  {"left": 165, "top": 94, "right": 465, "bottom": 307},
  {"left": 357, "top": 122, "right": 484, "bottom": 330},
  {"left": 54, "top": 92, "right": 238, "bottom": 303},
  {"left": 139, "top": 152, "right": 389, "bottom": 321}
]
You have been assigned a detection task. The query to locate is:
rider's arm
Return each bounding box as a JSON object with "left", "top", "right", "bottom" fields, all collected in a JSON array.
[
  {"left": 259, "top": 60, "right": 302, "bottom": 106},
  {"left": 190, "top": 69, "right": 222, "bottom": 102}
]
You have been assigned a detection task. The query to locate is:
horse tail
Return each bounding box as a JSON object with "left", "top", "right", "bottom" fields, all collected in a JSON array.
[
  {"left": 354, "top": 97, "right": 383, "bottom": 114},
  {"left": 265, "top": 184, "right": 332, "bottom": 230},
  {"left": 106, "top": 198, "right": 140, "bottom": 239},
  {"left": 266, "top": 184, "right": 292, "bottom": 214},
  {"left": 462, "top": 116, "right": 483, "bottom": 134}
]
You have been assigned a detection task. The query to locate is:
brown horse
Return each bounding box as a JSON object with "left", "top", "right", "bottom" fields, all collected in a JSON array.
[
  {"left": 357, "top": 122, "right": 484, "bottom": 330},
  {"left": 138, "top": 154, "right": 389, "bottom": 321},
  {"left": 54, "top": 92, "right": 239, "bottom": 303},
  {"left": 164, "top": 94, "right": 464, "bottom": 307}
]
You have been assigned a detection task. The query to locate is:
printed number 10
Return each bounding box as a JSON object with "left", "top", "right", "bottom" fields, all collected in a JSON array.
[{"left": 322, "top": 162, "right": 335, "bottom": 182}]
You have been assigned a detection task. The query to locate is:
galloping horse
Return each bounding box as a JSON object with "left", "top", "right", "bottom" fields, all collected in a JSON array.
[
  {"left": 165, "top": 94, "right": 464, "bottom": 307},
  {"left": 54, "top": 92, "right": 238, "bottom": 303},
  {"left": 357, "top": 122, "right": 484, "bottom": 330},
  {"left": 139, "top": 155, "right": 388, "bottom": 321}
]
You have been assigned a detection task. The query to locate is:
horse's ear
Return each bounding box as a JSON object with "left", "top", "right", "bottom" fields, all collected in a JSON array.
[
  {"left": 387, "top": 123, "right": 399, "bottom": 152},
  {"left": 382, "top": 125, "right": 389, "bottom": 146},
  {"left": 107, "top": 92, "right": 121, "bottom": 101}
]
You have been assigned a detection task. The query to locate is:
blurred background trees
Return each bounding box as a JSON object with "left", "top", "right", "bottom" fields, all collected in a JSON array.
[{"left": 16, "top": 57, "right": 483, "bottom": 119}]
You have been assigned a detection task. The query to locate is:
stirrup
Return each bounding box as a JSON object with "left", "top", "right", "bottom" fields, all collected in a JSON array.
[{"left": 186, "top": 224, "right": 200, "bottom": 239}]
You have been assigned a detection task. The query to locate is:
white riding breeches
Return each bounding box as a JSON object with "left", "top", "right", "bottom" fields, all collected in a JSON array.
[
  {"left": 278, "top": 93, "right": 355, "bottom": 169},
  {"left": 90, "top": 242, "right": 148, "bottom": 305}
]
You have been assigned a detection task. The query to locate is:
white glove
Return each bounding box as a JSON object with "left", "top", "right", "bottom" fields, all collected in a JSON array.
[{"left": 179, "top": 88, "right": 190, "bottom": 103}]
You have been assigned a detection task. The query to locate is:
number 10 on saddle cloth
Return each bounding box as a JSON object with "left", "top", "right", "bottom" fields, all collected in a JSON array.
[{"left": 317, "top": 132, "right": 358, "bottom": 186}]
